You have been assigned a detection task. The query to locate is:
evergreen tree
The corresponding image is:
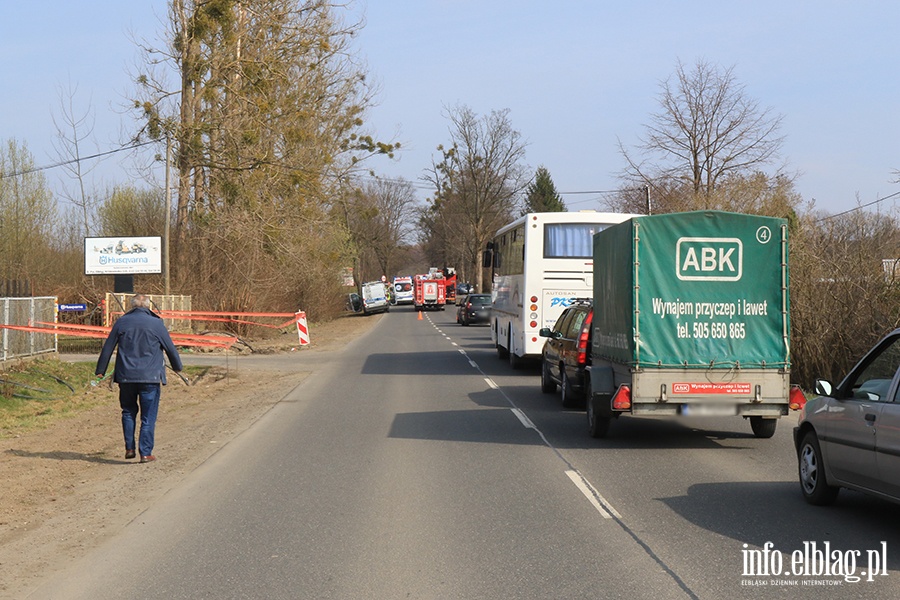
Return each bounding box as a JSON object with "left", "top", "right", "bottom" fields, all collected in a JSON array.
[{"left": 524, "top": 166, "right": 566, "bottom": 213}]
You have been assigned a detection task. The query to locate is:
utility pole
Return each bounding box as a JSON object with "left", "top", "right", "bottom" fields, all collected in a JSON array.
[{"left": 164, "top": 132, "right": 172, "bottom": 295}]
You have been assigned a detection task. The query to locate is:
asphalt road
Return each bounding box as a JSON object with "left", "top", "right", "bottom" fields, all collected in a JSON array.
[{"left": 30, "top": 307, "right": 900, "bottom": 599}]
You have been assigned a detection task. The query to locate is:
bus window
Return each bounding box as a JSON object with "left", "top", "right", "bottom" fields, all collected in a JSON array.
[{"left": 544, "top": 223, "right": 611, "bottom": 258}]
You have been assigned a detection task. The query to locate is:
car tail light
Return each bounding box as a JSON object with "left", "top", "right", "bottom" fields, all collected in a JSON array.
[
  {"left": 575, "top": 311, "right": 593, "bottom": 365},
  {"left": 612, "top": 385, "right": 631, "bottom": 410},
  {"left": 789, "top": 385, "right": 806, "bottom": 411}
]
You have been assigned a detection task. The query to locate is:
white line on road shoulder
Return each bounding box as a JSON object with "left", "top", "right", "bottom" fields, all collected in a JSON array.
[
  {"left": 565, "top": 469, "right": 622, "bottom": 519},
  {"left": 511, "top": 408, "right": 536, "bottom": 429}
]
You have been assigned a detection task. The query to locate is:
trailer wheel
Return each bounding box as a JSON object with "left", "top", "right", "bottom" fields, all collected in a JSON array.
[
  {"left": 750, "top": 416, "right": 777, "bottom": 439},
  {"left": 586, "top": 383, "right": 611, "bottom": 438}
]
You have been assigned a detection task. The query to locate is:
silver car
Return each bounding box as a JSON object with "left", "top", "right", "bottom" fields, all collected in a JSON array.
[{"left": 795, "top": 328, "right": 900, "bottom": 505}]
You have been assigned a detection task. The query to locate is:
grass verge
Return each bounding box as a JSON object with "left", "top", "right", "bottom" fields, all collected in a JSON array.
[{"left": 0, "top": 358, "right": 208, "bottom": 439}]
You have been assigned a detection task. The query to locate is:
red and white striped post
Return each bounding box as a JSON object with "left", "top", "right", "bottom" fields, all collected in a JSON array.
[{"left": 295, "top": 311, "right": 310, "bottom": 347}]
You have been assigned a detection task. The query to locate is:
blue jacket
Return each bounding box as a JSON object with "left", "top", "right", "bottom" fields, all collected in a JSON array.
[{"left": 96, "top": 307, "right": 183, "bottom": 384}]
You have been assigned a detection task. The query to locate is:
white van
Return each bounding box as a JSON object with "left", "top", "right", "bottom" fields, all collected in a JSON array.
[
  {"left": 360, "top": 281, "right": 390, "bottom": 315},
  {"left": 392, "top": 276, "right": 414, "bottom": 305}
]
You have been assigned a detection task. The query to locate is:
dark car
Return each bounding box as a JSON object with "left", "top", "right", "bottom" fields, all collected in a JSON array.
[
  {"left": 457, "top": 294, "right": 491, "bottom": 326},
  {"left": 539, "top": 299, "right": 592, "bottom": 409},
  {"left": 795, "top": 328, "right": 900, "bottom": 506}
]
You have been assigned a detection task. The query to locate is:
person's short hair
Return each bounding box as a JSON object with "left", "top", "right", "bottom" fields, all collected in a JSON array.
[{"left": 131, "top": 294, "right": 152, "bottom": 309}]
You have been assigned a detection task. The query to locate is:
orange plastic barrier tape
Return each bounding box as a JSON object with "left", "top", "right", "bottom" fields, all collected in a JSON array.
[
  {"left": 105, "top": 310, "right": 304, "bottom": 329},
  {"left": 4, "top": 323, "right": 236, "bottom": 350}
]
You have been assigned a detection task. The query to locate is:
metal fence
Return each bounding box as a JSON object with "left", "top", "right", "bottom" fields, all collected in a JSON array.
[
  {"left": 1, "top": 296, "right": 57, "bottom": 362},
  {"left": 105, "top": 293, "right": 192, "bottom": 331}
]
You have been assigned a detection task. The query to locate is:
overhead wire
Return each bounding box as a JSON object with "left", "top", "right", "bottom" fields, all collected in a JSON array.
[
  {"left": 814, "top": 190, "right": 900, "bottom": 222},
  {"left": 4, "top": 139, "right": 894, "bottom": 220},
  {"left": 0, "top": 139, "right": 157, "bottom": 180}
]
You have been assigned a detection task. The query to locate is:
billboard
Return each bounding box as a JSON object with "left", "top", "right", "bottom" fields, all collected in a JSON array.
[{"left": 84, "top": 237, "right": 163, "bottom": 275}]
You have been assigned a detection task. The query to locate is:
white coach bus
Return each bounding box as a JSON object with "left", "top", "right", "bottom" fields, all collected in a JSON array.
[{"left": 484, "top": 211, "right": 637, "bottom": 368}]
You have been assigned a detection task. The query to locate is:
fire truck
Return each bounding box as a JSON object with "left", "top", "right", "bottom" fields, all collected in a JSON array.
[{"left": 414, "top": 275, "right": 446, "bottom": 311}]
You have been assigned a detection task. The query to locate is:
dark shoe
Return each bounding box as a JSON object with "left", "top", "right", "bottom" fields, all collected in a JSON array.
[
  {"left": 139, "top": 455, "right": 156, "bottom": 463},
  {"left": 125, "top": 449, "right": 136, "bottom": 460}
]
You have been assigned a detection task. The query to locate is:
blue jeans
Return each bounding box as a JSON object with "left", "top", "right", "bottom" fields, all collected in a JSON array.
[{"left": 119, "top": 383, "right": 161, "bottom": 457}]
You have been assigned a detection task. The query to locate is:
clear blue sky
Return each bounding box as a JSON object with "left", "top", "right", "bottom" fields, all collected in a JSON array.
[{"left": 2, "top": 1, "right": 898, "bottom": 215}]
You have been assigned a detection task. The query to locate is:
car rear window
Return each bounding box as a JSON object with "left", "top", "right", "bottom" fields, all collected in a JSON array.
[
  {"left": 470, "top": 296, "right": 491, "bottom": 305},
  {"left": 567, "top": 310, "right": 588, "bottom": 337}
]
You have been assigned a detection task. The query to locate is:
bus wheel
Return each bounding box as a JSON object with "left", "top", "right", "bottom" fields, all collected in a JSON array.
[
  {"left": 496, "top": 322, "right": 509, "bottom": 359},
  {"left": 508, "top": 332, "right": 523, "bottom": 370}
]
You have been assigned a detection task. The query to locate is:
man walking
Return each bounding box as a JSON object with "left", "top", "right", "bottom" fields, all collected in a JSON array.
[{"left": 96, "top": 294, "right": 183, "bottom": 463}]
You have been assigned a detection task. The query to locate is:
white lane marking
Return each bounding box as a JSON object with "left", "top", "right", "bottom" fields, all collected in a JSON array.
[
  {"left": 565, "top": 470, "right": 622, "bottom": 519},
  {"left": 435, "top": 319, "right": 623, "bottom": 524},
  {"left": 511, "top": 408, "right": 536, "bottom": 429}
]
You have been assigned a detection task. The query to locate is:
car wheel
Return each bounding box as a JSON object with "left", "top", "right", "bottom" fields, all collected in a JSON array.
[
  {"left": 586, "top": 380, "right": 611, "bottom": 438},
  {"left": 750, "top": 416, "right": 777, "bottom": 439},
  {"left": 561, "top": 370, "right": 581, "bottom": 409},
  {"left": 798, "top": 431, "right": 839, "bottom": 506},
  {"left": 541, "top": 361, "right": 557, "bottom": 394}
]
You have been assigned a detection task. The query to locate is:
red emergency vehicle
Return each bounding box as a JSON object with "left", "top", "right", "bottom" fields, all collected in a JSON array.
[{"left": 414, "top": 276, "right": 446, "bottom": 310}]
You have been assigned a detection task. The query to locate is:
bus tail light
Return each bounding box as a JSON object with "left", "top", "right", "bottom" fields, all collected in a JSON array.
[{"left": 612, "top": 385, "right": 632, "bottom": 410}]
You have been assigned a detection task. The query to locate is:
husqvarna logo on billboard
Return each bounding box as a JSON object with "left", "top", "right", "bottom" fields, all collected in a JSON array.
[{"left": 676, "top": 237, "right": 742, "bottom": 281}]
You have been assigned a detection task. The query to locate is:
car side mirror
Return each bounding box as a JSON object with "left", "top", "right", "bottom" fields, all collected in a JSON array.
[
  {"left": 539, "top": 327, "right": 552, "bottom": 338},
  {"left": 814, "top": 379, "right": 833, "bottom": 397}
]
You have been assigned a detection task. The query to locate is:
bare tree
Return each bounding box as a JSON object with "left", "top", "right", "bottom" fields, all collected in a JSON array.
[
  {"left": 347, "top": 177, "right": 419, "bottom": 281},
  {"left": 790, "top": 206, "right": 900, "bottom": 387},
  {"left": 618, "top": 59, "right": 786, "bottom": 209},
  {"left": 129, "top": 1, "right": 395, "bottom": 316},
  {"left": 422, "top": 105, "right": 528, "bottom": 291},
  {"left": 51, "top": 82, "right": 99, "bottom": 238},
  {"left": 0, "top": 139, "right": 58, "bottom": 290}
]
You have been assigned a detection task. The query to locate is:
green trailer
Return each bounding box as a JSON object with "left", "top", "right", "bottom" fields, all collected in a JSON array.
[{"left": 586, "top": 210, "right": 796, "bottom": 438}]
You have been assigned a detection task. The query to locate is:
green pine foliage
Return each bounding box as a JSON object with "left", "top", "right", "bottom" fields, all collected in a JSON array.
[{"left": 524, "top": 166, "right": 566, "bottom": 213}]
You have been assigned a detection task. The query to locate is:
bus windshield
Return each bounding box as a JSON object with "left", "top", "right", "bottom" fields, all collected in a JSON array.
[{"left": 544, "top": 223, "right": 612, "bottom": 258}]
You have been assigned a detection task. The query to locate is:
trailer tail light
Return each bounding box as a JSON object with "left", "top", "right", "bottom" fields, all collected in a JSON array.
[
  {"left": 575, "top": 311, "right": 593, "bottom": 366},
  {"left": 612, "top": 385, "right": 631, "bottom": 410},
  {"left": 789, "top": 385, "right": 806, "bottom": 411}
]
